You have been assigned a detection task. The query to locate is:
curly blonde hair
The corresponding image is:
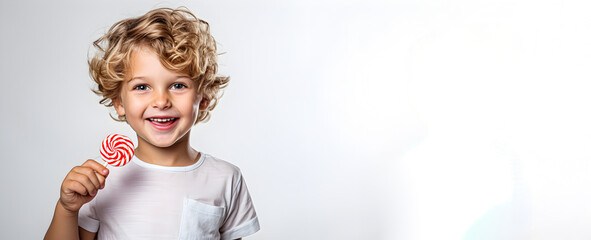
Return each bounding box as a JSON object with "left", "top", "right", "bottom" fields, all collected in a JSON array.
[{"left": 89, "top": 7, "right": 229, "bottom": 124}]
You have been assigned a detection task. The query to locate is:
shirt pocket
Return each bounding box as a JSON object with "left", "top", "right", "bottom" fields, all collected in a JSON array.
[{"left": 179, "top": 198, "right": 226, "bottom": 240}]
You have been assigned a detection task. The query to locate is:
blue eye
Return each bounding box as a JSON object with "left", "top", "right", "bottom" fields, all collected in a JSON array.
[
  {"left": 172, "top": 83, "right": 187, "bottom": 89},
  {"left": 133, "top": 84, "right": 149, "bottom": 91}
]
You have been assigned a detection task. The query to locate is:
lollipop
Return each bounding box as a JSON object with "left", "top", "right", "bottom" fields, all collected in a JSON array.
[{"left": 100, "top": 134, "right": 134, "bottom": 167}]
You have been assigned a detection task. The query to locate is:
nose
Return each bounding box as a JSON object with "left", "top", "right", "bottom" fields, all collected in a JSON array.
[{"left": 151, "top": 89, "right": 171, "bottom": 109}]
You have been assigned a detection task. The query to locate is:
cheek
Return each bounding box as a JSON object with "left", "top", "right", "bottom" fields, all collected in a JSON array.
[
  {"left": 132, "top": 102, "right": 147, "bottom": 115},
  {"left": 122, "top": 98, "right": 144, "bottom": 117}
]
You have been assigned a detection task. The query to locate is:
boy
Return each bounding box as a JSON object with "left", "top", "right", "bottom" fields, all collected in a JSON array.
[{"left": 44, "top": 7, "right": 259, "bottom": 240}]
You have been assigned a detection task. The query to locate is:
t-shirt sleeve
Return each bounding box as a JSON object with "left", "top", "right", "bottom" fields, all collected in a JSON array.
[
  {"left": 78, "top": 198, "right": 100, "bottom": 232},
  {"left": 219, "top": 171, "right": 260, "bottom": 240}
]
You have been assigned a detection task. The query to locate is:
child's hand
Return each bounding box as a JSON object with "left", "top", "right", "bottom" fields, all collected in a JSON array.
[{"left": 59, "top": 160, "right": 109, "bottom": 214}]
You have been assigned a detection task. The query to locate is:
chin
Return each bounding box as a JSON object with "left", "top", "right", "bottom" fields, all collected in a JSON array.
[
  {"left": 140, "top": 135, "right": 181, "bottom": 148},
  {"left": 152, "top": 139, "right": 180, "bottom": 148},
  {"left": 151, "top": 142, "right": 175, "bottom": 148}
]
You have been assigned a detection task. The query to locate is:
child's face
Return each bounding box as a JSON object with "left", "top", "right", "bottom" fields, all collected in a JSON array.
[{"left": 114, "top": 47, "right": 208, "bottom": 148}]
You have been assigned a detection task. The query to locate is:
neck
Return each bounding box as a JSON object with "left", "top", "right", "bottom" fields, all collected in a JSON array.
[{"left": 134, "top": 134, "right": 199, "bottom": 167}]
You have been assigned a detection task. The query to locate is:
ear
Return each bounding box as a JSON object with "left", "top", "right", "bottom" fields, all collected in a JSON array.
[
  {"left": 113, "top": 98, "right": 126, "bottom": 117},
  {"left": 199, "top": 97, "right": 211, "bottom": 111}
]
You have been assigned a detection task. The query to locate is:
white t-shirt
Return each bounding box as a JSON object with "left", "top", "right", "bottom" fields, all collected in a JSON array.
[{"left": 78, "top": 153, "right": 260, "bottom": 240}]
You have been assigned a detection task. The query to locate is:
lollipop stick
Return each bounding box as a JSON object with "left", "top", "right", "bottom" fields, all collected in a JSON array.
[
  {"left": 94, "top": 156, "right": 109, "bottom": 168},
  {"left": 92, "top": 157, "right": 108, "bottom": 181}
]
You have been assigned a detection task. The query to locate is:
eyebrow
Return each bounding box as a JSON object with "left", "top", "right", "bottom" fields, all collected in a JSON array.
[
  {"left": 127, "top": 76, "right": 146, "bottom": 82},
  {"left": 127, "top": 76, "right": 191, "bottom": 82}
]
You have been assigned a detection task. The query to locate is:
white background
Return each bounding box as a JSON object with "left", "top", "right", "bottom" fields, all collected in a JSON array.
[{"left": 1, "top": 0, "right": 591, "bottom": 239}]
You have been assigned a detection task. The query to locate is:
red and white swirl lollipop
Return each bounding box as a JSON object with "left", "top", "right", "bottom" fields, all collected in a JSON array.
[{"left": 100, "top": 134, "right": 134, "bottom": 167}]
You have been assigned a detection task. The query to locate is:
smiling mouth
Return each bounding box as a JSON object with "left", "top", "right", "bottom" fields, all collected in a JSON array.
[{"left": 148, "top": 118, "right": 179, "bottom": 125}]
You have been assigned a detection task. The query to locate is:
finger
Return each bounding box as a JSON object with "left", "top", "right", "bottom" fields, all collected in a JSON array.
[
  {"left": 95, "top": 172, "right": 106, "bottom": 189},
  {"left": 69, "top": 172, "right": 98, "bottom": 196},
  {"left": 63, "top": 179, "right": 89, "bottom": 196},
  {"left": 72, "top": 166, "right": 101, "bottom": 190},
  {"left": 81, "top": 159, "right": 109, "bottom": 177}
]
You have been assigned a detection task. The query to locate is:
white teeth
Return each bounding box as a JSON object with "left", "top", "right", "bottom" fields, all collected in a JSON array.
[{"left": 149, "top": 118, "right": 175, "bottom": 122}]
